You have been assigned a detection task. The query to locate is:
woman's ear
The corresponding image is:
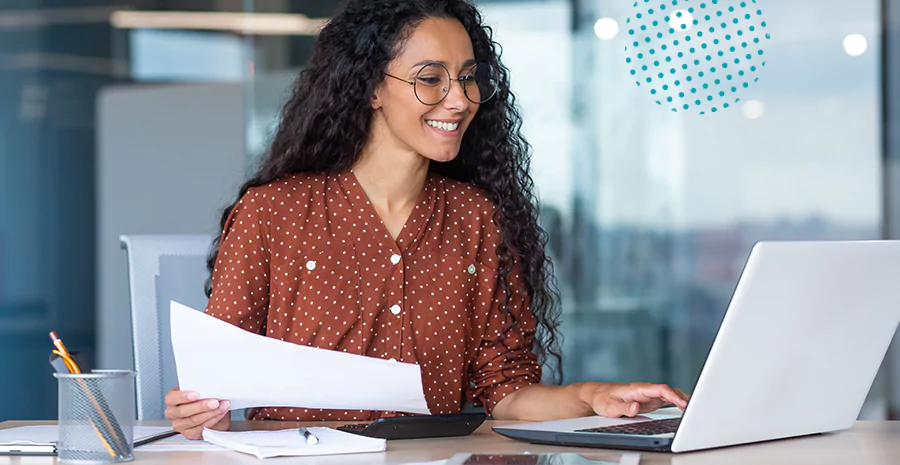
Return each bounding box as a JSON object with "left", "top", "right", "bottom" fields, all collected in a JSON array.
[{"left": 371, "top": 86, "right": 383, "bottom": 110}]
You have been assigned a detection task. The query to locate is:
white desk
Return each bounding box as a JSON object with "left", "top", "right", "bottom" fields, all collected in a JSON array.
[{"left": 1, "top": 420, "right": 898, "bottom": 464}]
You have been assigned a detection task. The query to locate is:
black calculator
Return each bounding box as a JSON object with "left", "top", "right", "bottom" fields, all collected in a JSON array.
[{"left": 337, "top": 413, "right": 487, "bottom": 440}]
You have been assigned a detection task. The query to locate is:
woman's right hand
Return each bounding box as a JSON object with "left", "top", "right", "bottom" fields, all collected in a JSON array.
[{"left": 164, "top": 387, "right": 231, "bottom": 439}]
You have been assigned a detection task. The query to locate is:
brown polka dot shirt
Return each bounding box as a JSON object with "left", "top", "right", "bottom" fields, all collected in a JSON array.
[{"left": 205, "top": 171, "right": 540, "bottom": 421}]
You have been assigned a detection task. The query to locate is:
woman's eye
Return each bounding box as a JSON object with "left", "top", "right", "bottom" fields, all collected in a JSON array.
[{"left": 417, "top": 77, "right": 442, "bottom": 86}]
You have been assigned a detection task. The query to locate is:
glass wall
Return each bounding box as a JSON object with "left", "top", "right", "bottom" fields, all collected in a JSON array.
[{"left": 244, "top": 0, "right": 890, "bottom": 417}]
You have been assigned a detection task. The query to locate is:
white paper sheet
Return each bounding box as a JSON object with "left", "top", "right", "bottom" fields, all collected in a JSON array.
[
  {"left": 170, "top": 301, "right": 431, "bottom": 414},
  {"left": 0, "top": 426, "right": 176, "bottom": 446}
]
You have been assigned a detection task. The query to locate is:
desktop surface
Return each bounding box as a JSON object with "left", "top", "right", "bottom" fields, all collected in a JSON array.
[{"left": 1, "top": 419, "right": 898, "bottom": 464}]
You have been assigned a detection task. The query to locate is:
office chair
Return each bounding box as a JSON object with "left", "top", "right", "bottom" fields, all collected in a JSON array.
[{"left": 120, "top": 234, "right": 212, "bottom": 420}]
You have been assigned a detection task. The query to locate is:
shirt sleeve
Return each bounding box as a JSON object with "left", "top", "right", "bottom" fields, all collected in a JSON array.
[
  {"left": 469, "top": 260, "right": 542, "bottom": 416},
  {"left": 204, "top": 188, "right": 271, "bottom": 334}
]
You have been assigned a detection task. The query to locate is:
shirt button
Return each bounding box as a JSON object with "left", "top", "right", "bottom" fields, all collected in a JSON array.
[
  {"left": 390, "top": 304, "right": 401, "bottom": 315},
  {"left": 306, "top": 260, "right": 317, "bottom": 271},
  {"left": 467, "top": 264, "right": 476, "bottom": 274},
  {"left": 388, "top": 358, "right": 397, "bottom": 362},
  {"left": 390, "top": 254, "right": 401, "bottom": 265}
]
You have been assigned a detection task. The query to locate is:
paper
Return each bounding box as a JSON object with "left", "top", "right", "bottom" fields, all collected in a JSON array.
[
  {"left": 170, "top": 301, "right": 431, "bottom": 414},
  {"left": 136, "top": 434, "right": 226, "bottom": 452},
  {"left": 202, "top": 427, "right": 385, "bottom": 459},
  {"left": 0, "top": 426, "right": 177, "bottom": 447}
]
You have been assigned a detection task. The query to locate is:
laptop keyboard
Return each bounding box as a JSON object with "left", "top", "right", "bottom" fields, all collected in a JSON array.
[{"left": 576, "top": 417, "right": 681, "bottom": 436}]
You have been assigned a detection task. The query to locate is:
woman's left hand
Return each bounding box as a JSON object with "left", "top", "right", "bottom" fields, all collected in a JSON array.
[{"left": 581, "top": 382, "right": 691, "bottom": 418}]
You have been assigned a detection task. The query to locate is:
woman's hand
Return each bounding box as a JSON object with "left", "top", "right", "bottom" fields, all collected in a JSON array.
[
  {"left": 582, "top": 382, "right": 690, "bottom": 417},
  {"left": 164, "top": 387, "right": 231, "bottom": 439}
]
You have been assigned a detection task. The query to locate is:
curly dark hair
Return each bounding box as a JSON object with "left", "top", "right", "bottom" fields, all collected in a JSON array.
[{"left": 207, "top": 0, "right": 563, "bottom": 383}]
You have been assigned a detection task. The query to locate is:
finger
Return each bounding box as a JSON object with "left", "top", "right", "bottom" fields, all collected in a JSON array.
[
  {"left": 638, "top": 385, "right": 688, "bottom": 409},
  {"left": 674, "top": 388, "right": 692, "bottom": 404},
  {"left": 164, "top": 387, "right": 199, "bottom": 407},
  {"left": 171, "top": 398, "right": 221, "bottom": 420},
  {"left": 179, "top": 404, "right": 230, "bottom": 440}
]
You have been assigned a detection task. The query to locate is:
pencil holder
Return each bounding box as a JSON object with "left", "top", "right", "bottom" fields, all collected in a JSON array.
[{"left": 54, "top": 370, "right": 136, "bottom": 463}]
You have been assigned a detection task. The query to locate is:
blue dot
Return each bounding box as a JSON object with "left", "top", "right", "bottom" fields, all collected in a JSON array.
[
  {"left": 754, "top": 77, "right": 759, "bottom": 82},
  {"left": 676, "top": 11, "right": 683, "bottom": 17},
  {"left": 738, "top": 70, "right": 745, "bottom": 76},
  {"left": 669, "top": 28, "right": 676, "bottom": 33},
  {"left": 641, "top": 25, "right": 647, "bottom": 30},
  {"left": 693, "top": 19, "right": 699, "bottom": 25},
  {"left": 731, "top": 86, "right": 737, "bottom": 92},
  {"left": 698, "top": 31, "right": 704, "bottom": 37},
  {"left": 677, "top": 52, "right": 684, "bottom": 58},
  {"left": 766, "top": 33, "right": 771, "bottom": 39},
  {"left": 670, "top": 68, "right": 677, "bottom": 74},
  {"left": 713, "top": 39, "right": 720, "bottom": 45},
  {"left": 634, "top": 41, "right": 640, "bottom": 47},
  {"left": 700, "top": 2, "right": 707, "bottom": 7},
  {"left": 702, "top": 43, "right": 708, "bottom": 49},
  {"left": 750, "top": 26, "right": 756, "bottom": 32},
  {"left": 705, "top": 55, "right": 712, "bottom": 61},
  {"left": 689, "top": 7, "right": 695, "bottom": 13},
  {"left": 674, "top": 40, "right": 681, "bottom": 45},
  {"left": 695, "top": 99, "right": 701, "bottom": 105},
  {"left": 679, "top": 92, "right": 685, "bottom": 97},
  {"left": 702, "top": 83, "right": 709, "bottom": 89},
  {"left": 651, "top": 89, "right": 657, "bottom": 94},
  {"left": 714, "top": 79, "right": 721, "bottom": 84},
  {"left": 690, "top": 47, "right": 696, "bottom": 53},
  {"left": 726, "top": 34, "right": 732, "bottom": 40},
  {"left": 742, "top": 82, "right": 749, "bottom": 88},
  {"left": 638, "top": 53, "right": 644, "bottom": 58},
  {"left": 724, "top": 103, "right": 730, "bottom": 108},
  {"left": 726, "top": 74, "right": 733, "bottom": 80},
  {"left": 694, "top": 59, "right": 700, "bottom": 65},
  {"left": 757, "top": 9, "right": 763, "bottom": 15},
  {"left": 686, "top": 75, "right": 693, "bottom": 81},
  {"left": 740, "top": 1, "right": 747, "bottom": 7},
  {"left": 754, "top": 37, "right": 760, "bottom": 43},
  {"left": 683, "top": 104, "right": 689, "bottom": 110},
  {"left": 658, "top": 72, "right": 664, "bottom": 78},
  {"left": 707, "top": 95, "right": 713, "bottom": 101},
  {"left": 681, "top": 24, "right": 687, "bottom": 29},
  {"left": 658, "top": 32, "right": 664, "bottom": 38},
  {"left": 666, "top": 56, "right": 672, "bottom": 62},
  {"left": 742, "top": 41, "right": 748, "bottom": 48},
  {"left": 667, "top": 96, "right": 673, "bottom": 102},
  {"left": 728, "top": 6, "right": 735, "bottom": 12},
  {"left": 738, "top": 30, "right": 744, "bottom": 36},
  {"left": 722, "top": 62, "right": 729, "bottom": 68},
  {"left": 637, "top": 13, "right": 643, "bottom": 18},
  {"left": 698, "top": 71, "right": 705, "bottom": 77},
  {"left": 629, "top": 29, "right": 636, "bottom": 35},
  {"left": 675, "top": 80, "right": 681, "bottom": 85},
  {"left": 718, "top": 51, "right": 724, "bottom": 57},
  {"left": 745, "top": 14, "right": 751, "bottom": 19},
  {"left": 682, "top": 64, "right": 689, "bottom": 69},
  {"left": 710, "top": 67, "right": 717, "bottom": 72},
  {"left": 646, "top": 37, "right": 652, "bottom": 42},
  {"left": 654, "top": 60, "right": 660, "bottom": 66},
  {"left": 663, "top": 84, "right": 669, "bottom": 90},
  {"left": 718, "top": 91, "right": 725, "bottom": 96},
  {"left": 653, "top": 20, "right": 659, "bottom": 26},
  {"left": 733, "top": 18, "right": 739, "bottom": 24},
  {"left": 721, "top": 22, "right": 727, "bottom": 28},
  {"left": 642, "top": 65, "right": 649, "bottom": 70},
  {"left": 685, "top": 35, "right": 692, "bottom": 41},
  {"left": 705, "top": 15, "right": 711, "bottom": 20},
  {"left": 650, "top": 48, "right": 656, "bottom": 54},
  {"left": 758, "top": 49, "right": 764, "bottom": 55},
  {"left": 717, "top": 10, "right": 723, "bottom": 16},
  {"left": 730, "top": 46, "right": 736, "bottom": 52},
  {"left": 626, "top": 57, "right": 633, "bottom": 63},
  {"left": 647, "top": 77, "right": 653, "bottom": 82},
  {"left": 691, "top": 88, "right": 697, "bottom": 93},
  {"left": 746, "top": 53, "right": 752, "bottom": 59},
  {"left": 712, "top": 107, "right": 718, "bottom": 112},
  {"left": 761, "top": 21, "right": 767, "bottom": 27}
]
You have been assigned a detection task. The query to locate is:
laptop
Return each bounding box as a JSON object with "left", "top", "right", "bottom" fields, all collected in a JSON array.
[{"left": 494, "top": 241, "right": 900, "bottom": 453}]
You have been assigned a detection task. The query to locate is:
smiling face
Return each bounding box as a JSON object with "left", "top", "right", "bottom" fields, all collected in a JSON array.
[{"left": 371, "top": 17, "right": 480, "bottom": 163}]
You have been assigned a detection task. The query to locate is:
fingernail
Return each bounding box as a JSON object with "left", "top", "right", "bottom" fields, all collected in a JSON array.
[
  {"left": 186, "top": 392, "right": 199, "bottom": 401},
  {"left": 220, "top": 400, "right": 231, "bottom": 411},
  {"left": 206, "top": 399, "right": 219, "bottom": 409}
]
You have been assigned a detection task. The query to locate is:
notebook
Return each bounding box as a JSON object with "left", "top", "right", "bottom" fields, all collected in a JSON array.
[
  {"left": 0, "top": 426, "right": 181, "bottom": 456},
  {"left": 201, "top": 427, "right": 386, "bottom": 459}
]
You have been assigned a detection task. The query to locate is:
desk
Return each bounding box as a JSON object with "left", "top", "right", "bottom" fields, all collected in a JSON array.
[{"left": 2, "top": 420, "right": 898, "bottom": 464}]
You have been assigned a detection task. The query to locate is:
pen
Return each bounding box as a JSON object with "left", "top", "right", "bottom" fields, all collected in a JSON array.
[
  {"left": 134, "top": 430, "right": 180, "bottom": 448},
  {"left": 298, "top": 427, "right": 319, "bottom": 445}
]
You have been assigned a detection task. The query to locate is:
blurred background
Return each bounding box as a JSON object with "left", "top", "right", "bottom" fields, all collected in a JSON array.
[{"left": 1, "top": 0, "right": 898, "bottom": 421}]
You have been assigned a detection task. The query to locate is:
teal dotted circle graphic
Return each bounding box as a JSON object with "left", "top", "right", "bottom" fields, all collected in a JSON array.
[{"left": 625, "top": 0, "right": 770, "bottom": 114}]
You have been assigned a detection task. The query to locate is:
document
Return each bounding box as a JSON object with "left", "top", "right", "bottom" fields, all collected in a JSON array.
[
  {"left": 170, "top": 301, "right": 431, "bottom": 414},
  {"left": 0, "top": 426, "right": 219, "bottom": 453},
  {"left": 201, "top": 427, "right": 385, "bottom": 459}
]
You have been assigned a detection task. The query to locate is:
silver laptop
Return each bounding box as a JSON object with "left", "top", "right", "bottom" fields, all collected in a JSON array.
[{"left": 494, "top": 241, "right": 900, "bottom": 453}]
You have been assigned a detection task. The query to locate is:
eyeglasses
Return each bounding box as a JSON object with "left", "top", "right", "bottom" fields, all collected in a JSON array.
[{"left": 384, "top": 62, "right": 498, "bottom": 105}]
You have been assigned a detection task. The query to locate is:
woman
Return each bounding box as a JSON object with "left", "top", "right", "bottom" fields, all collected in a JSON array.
[{"left": 165, "top": 0, "right": 689, "bottom": 439}]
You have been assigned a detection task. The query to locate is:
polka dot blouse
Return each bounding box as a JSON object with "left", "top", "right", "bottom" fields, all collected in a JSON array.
[{"left": 205, "top": 170, "right": 540, "bottom": 421}]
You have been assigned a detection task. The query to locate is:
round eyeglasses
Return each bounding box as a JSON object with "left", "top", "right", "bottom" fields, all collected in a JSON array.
[{"left": 384, "top": 62, "right": 499, "bottom": 105}]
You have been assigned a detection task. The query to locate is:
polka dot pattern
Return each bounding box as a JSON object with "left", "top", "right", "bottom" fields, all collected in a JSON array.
[
  {"left": 625, "top": 0, "right": 770, "bottom": 114},
  {"left": 205, "top": 171, "right": 540, "bottom": 421}
]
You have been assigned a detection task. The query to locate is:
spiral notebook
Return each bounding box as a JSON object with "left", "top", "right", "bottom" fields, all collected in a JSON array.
[{"left": 201, "top": 427, "right": 386, "bottom": 459}]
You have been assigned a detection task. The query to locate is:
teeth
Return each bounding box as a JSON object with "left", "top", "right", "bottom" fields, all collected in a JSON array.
[{"left": 426, "top": 120, "right": 459, "bottom": 132}]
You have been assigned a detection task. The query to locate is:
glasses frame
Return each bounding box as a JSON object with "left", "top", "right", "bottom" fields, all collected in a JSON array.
[{"left": 384, "top": 62, "right": 498, "bottom": 106}]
